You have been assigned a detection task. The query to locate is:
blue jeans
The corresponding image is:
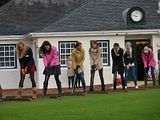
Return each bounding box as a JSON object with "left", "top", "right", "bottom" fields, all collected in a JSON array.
[
  {"left": 72, "top": 72, "right": 86, "bottom": 93},
  {"left": 124, "top": 66, "right": 137, "bottom": 86}
]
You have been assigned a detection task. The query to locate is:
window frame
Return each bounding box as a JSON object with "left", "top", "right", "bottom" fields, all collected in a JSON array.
[
  {"left": 0, "top": 44, "right": 17, "bottom": 69},
  {"left": 58, "top": 41, "right": 77, "bottom": 67},
  {"left": 94, "top": 40, "right": 110, "bottom": 66}
]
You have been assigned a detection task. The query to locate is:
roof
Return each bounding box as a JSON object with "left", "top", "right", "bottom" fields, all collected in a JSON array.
[
  {"left": 0, "top": 0, "right": 88, "bottom": 35},
  {"left": 41, "top": 0, "right": 160, "bottom": 32},
  {"left": 0, "top": 0, "right": 160, "bottom": 35}
]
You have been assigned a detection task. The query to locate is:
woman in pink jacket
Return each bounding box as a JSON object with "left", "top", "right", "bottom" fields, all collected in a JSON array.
[
  {"left": 40, "top": 41, "right": 62, "bottom": 97},
  {"left": 142, "top": 46, "right": 156, "bottom": 86}
]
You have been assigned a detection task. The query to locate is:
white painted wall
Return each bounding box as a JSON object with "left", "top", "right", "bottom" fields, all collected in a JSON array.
[{"left": 36, "top": 35, "right": 125, "bottom": 89}]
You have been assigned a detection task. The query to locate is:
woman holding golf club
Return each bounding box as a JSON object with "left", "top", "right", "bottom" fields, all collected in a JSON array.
[
  {"left": 89, "top": 40, "right": 105, "bottom": 92},
  {"left": 15, "top": 41, "right": 37, "bottom": 99},
  {"left": 40, "top": 41, "right": 62, "bottom": 97},
  {"left": 71, "top": 42, "right": 86, "bottom": 95}
]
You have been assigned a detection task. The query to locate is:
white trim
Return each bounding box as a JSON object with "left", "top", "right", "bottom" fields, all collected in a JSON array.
[
  {"left": 0, "top": 35, "right": 25, "bottom": 40},
  {"left": 28, "top": 29, "right": 160, "bottom": 38}
]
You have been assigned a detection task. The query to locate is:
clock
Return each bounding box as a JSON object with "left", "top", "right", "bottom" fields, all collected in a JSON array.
[
  {"left": 124, "top": 7, "right": 145, "bottom": 26},
  {"left": 131, "top": 10, "right": 143, "bottom": 22}
]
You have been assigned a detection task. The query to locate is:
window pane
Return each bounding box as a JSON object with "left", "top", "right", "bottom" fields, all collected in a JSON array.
[
  {"left": 0, "top": 47, "right": 4, "bottom": 51},
  {"left": 66, "top": 49, "right": 70, "bottom": 53},
  {"left": 10, "top": 57, "right": 14, "bottom": 61},
  {"left": 59, "top": 42, "right": 77, "bottom": 67},
  {"left": 11, "top": 62, "right": 15, "bottom": 66},
  {"left": 103, "top": 48, "right": 107, "bottom": 52},
  {"left": 5, "top": 57, "right": 9, "bottom": 61},
  {"left": 0, "top": 52, "right": 4, "bottom": 56},
  {"left": 103, "top": 59, "right": 108, "bottom": 64},
  {"left": 5, "top": 62, "right": 10, "bottom": 66},
  {"left": 61, "top": 44, "right": 65, "bottom": 48},
  {"left": 66, "top": 44, "right": 70, "bottom": 48},
  {"left": 0, "top": 57, "right": 4, "bottom": 61},
  {"left": 96, "top": 41, "right": 110, "bottom": 66},
  {"left": 5, "top": 47, "right": 9, "bottom": 51},
  {"left": 0, "top": 62, "right": 4, "bottom": 67},
  {"left": 61, "top": 49, "right": 65, "bottom": 53},
  {"left": 10, "top": 47, "right": 14, "bottom": 50},
  {"left": 0, "top": 45, "right": 16, "bottom": 69},
  {"left": 5, "top": 52, "right": 9, "bottom": 56},
  {"left": 10, "top": 52, "right": 14, "bottom": 56},
  {"left": 71, "top": 44, "right": 75, "bottom": 48}
]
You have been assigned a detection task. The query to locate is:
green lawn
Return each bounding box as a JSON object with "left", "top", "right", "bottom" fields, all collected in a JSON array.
[{"left": 0, "top": 89, "right": 160, "bottom": 120}]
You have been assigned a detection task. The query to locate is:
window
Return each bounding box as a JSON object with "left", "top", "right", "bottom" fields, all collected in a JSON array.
[
  {"left": 59, "top": 41, "right": 77, "bottom": 67},
  {"left": 0, "top": 45, "right": 17, "bottom": 69},
  {"left": 96, "top": 40, "right": 110, "bottom": 66}
]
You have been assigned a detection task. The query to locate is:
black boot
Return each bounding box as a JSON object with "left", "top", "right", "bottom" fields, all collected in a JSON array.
[
  {"left": 0, "top": 87, "right": 2, "bottom": 102},
  {"left": 43, "top": 82, "right": 48, "bottom": 96},
  {"left": 58, "top": 88, "right": 62, "bottom": 97},
  {"left": 158, "top": 74, "right": 160, "bottom": 86},
  {"left": 101, "top": 85, "right": 105, "bottom": 91},
  {"left": 57, "top": 84, "right": 62, "bottom": 97},
  {"left": 144, "top": 79, "right": 147, "bottom": 87},
  {"left": 153, "top": 78, "right": 156, "bottom": 87}
]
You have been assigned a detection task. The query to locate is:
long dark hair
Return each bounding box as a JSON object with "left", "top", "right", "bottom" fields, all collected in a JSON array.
[{"left": 40, "top": 41, "right": 51, "bottom": 53}]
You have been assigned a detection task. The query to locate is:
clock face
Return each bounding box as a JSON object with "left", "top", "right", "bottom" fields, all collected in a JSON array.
[{"left": 131, "top": 10, "right": 143, "bottom": 22}]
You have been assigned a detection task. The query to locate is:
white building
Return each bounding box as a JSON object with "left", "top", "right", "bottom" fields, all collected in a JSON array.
[{"left": 0, "top": 0, "right": 160, "bottom": 89}]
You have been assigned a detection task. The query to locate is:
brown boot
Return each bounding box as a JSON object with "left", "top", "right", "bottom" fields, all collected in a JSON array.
[
  {"left": 32, "top": 89, "right": 37, "bottom": 99},
  {"left": 15, "top": 89, "right": 23, "bottom": 99}
]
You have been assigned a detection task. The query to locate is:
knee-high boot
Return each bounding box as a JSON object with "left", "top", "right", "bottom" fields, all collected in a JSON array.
[
  {"left": 32, "top": 88, "right": 37, "bottom": 99},
  {"left": 15, "top": 88, "right": 23, "bottom": 99}
]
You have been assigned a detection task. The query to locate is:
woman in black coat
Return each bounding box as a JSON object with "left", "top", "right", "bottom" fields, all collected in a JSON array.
[
  {"left": 111, "top": 43, "right": 125, "bottom": 90},
  {"left": 15, "top": 41, "right": 37, "bottom": 99}
]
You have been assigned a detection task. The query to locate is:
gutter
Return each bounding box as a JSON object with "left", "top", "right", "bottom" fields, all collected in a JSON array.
[
  {"left": 0, "top": 29, "right": 160, "bottom": 40},
  {"left": 27, "top": 29, "right": 160, "bottom": 38},
  {"left": 0, "top": 35, "right": 25, "bottom": 41}
]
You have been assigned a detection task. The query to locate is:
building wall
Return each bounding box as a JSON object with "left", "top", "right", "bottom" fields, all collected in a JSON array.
[
  {"left": 0, "top": 39, "right": 34, "bottom": 89},
  {"left": 36, "top": 35, "right": 125, "bottom": 89}
]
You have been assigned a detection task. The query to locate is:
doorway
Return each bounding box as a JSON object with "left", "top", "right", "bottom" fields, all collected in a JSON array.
[{"left": 125, "top": 40, "right": 150, "bottom": 81}]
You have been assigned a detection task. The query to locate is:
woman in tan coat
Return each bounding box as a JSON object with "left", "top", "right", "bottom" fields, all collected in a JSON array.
[
  {"left": 89, "top": 41, "right": 105, "bottom": 91},
  {"left": 71, "top": 42, "right": 86, "bottom": 95}
]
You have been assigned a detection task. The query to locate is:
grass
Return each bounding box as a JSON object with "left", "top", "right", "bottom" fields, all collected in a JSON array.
[{"left": 0, "top": 89, "right": 160, "bottom": 120}]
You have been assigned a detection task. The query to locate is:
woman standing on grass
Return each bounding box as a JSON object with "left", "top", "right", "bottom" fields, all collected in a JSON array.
[
  {"left": 71, "top": 42, "right": 86, "bottom": 95},
  {"left": 15, "top": 41, "right": 37, "bottom": 99},
  {"left": 89, "top": 41, "right": 105, "bottom": 92},
  {"left": 142, "top": 46, "right": 156, "bottom": 86},
  {"left": 40, "top": 41, "right": 62, "bottom": 97},
  {"left": 124, "top": 42, "right": 138, "bottom": 89},
  {"left": 111, "top": 43, "right": 125, "bottom": 90}
]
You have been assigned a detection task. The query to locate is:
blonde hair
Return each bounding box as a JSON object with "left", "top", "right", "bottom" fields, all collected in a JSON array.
[
  {"left": 124, "top": 42, "right": 132, "bottom": 58},
  {"left": 16, "top": 41, "right": 28, "bottom": 59}
]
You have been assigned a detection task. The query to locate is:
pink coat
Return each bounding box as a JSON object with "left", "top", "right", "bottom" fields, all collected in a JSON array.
[
  {"left": 142, "top": 48, "right": 156, "bottom": 69},
  {"left": 43, "top": 46, "right": 60, "bottom": 67}
]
